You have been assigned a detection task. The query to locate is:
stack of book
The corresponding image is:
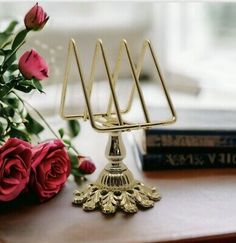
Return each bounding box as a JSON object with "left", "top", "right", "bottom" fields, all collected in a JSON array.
[{"left": 134, "top": 108, "right": 236, "bottom": 171}]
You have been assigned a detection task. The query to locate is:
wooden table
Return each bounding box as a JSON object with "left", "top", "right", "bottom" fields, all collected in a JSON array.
[{"left": 1, "top": 127, "right": 236, "bottom": 243}]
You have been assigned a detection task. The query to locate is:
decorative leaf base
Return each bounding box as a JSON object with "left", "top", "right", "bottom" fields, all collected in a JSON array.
[
  {"left": 73, "top": 181, "right": 161, "bottom": 214},
  {"left": 73, "top": 132, "right": 161, "bottom": 214}
]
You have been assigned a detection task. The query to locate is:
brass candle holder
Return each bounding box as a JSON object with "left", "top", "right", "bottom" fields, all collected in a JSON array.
[{"left": 60, "top": 38, "right": 176, "bottom": 214}]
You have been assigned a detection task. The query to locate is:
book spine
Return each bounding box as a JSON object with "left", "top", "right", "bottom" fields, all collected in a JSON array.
[
  {"left": 146, "top": 134, "right": 236, "bottom": 150},
  {"left": 140, "top": 151, "right": 236, "bottom": 171}
]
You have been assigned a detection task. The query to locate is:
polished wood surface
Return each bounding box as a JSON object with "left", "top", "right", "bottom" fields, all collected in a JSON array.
[{"left": 1, "top": 127, "right": 236, "bottom": 243}]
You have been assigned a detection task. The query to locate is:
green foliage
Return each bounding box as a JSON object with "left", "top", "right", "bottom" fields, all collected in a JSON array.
[
  {"left": 68, "top": 148, "right": 84, "bottom": 181},
  {"left": 8, "top": 126, "right": 31, "bottom": 141},
  {"left": 58, "top": 128, "right": 82, "bottom": 179},
  {"left": 0, "top": 20, "right": 45, "bottom": 142},
  {"left": 68, "top": 119, "right": 80, "bottom": 138},
  {"left": 68, "top": 148, "right": 79, "bottom": 168},
  {"left": 1, "top": 40, "right": 25, "bottom": 74},
  {"left": 0, "top": 21, "right": 18, "bottom": 48},
  {"left": 12, "top": 29, "right": 29, "bottom": 51},
  {"left": 0, "top": 91, "right": 45, "bottom": 142},
  {"left": 24, "top": 113, "right": 44, "bottom": 135},
  {"left": 15, "top": 78, "right": 44, "bottom": 93},
  {"left": 0, "top": 7, "right": 86, "bottom": 185},
  {"left": 0, "top": 78, "right": 19, "bottom": 98},
  {"left": 58, "top": 128, "right": 64, "bottom": 138},
  {"left": 0, "top": 18, "right": 82, "bottom": 180}
]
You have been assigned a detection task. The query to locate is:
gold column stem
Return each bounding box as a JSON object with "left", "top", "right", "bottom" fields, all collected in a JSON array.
[{"left": 105, "top": 132, "right": 126, "bottom": 164}]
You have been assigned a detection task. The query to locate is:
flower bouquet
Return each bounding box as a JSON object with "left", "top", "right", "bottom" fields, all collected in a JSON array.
[{"left": 0, "top": 3, "right": 95, "bottom": 203}]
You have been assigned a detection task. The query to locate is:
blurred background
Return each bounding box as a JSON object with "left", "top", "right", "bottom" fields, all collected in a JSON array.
[{"left": 0, "top": 1, "right": 236, "bottom": 117}]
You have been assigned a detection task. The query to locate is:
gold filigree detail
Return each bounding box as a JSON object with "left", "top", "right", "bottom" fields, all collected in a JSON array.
[
  {"left": 120, "top": 191, "right": 138, "bottom": 213},
  {"left": 100, "top": 191, "right": 118, "bottom": 214},
  {"left": 73, "top": 181, "right": 161, "bottom": 214}
]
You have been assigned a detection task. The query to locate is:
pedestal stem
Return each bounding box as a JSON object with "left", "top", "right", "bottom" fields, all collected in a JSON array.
[
  {"left": 105, "top": 132, "right": 126, "bottom": 163},
  {"left": 73, "top": 132, "right": 161, "bottom": 214},
  {"left": 97, "top": 132, "right": 134, "bottom": 191}
]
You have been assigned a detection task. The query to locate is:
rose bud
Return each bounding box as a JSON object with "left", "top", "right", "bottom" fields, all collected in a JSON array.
[
  {"left": 30, "top": 139, "right": 71, "bottom": 202},
  {"left": 24, "top": 3, "right": 49, "bottom": 31},
  {"left": 0, "top": 138, "right": 32, "bottom": 202},
  {"left": 19, "top": 49, "right": 49, "bottom": 80},
  {"left": 78, "top": 156, "right": 96, "bottom": 175}
]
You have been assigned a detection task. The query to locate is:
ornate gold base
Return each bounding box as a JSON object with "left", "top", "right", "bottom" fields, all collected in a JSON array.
[
  {"left": 73, "top": 180, "right": 160, "bottom": 214},
  {"left": 73, "top": 132, "right": 161, "bottom": 214}
]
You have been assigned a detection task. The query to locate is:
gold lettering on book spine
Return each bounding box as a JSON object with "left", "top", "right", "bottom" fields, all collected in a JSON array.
[
  {"left": 147, "top": 135, "right": 236, "bottom": 147},
  {"left": 164, "top": 153, "right": 236, "bottom": 167}
]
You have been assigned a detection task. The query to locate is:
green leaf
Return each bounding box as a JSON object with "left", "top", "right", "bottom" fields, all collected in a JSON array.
[
  {"left": 71, "top": 169, "right": 83, "bottom": 178},
  {"left": 14, "top": 85, "right": 33, "bottom": 93},
  {"left": 8, "top": 64, "right": 18, "bottom": 72},
  {"left": 1, "top": 45, "right": 23, "bottom": 74},
  {"left": 0, "top": 31, "right": 26, "bottom": 74},
  {"left": 32, "top": 79, "right": 43, "bottom": 93},
  {"left": 24, "top": 113, "right": 44, "bottom": 135},
  {"left": 15, "top": 79, "right": 44, "bottom": 94},
  {"left": 68, "top": 149, "right": 79, "bottom": 168},
  {"left": 68, "top": 120, "right": 80, "bottom": 138},
  {"left": 3, "top": 52, "right": 16, "bottom": 67},
  {"left": 58, "top": 128, "right": 64, "bottom": 138},
  {"left": 5, "top": 20, "right": 18, "bottom": 33},
  {"left": 5, "top": 106, "right": 15, "bottom": 117},
  {"left": 15, "top": 79, "right": 35, "bottom": 93},
  {"left": 63, "top": 139, "right": 71, "bottom": 146},
  {"left": 11, "top": 29, "right": 29, "bottom": 51},
  {"left": 1, "top": 40, "right": 13, "bottom": 49},
  {"left": 8, "top": 126, "right": 31, "bottom": 142},
  {"left": 0, "top": 76, "right": 5, "bottom": 84},
  {"left": 0, "top": 49, "right": 11, "bottom": 57},
  {"left": 12, "top": 111, "right": 22, "bottom": 124},
  {"left": 0, "top": 21, "right": 18, "bottom": 48},
  {"left": 0, "top": 117, "right": 8, "bottom": 136},
  {"left": 0, "top": 123, "right": 4, "bottom": 137},
  {"left": 0, "top": 79, "right": 18, "bottom": 98},
  {"left": 0, "top": 33, "right": 11, "bottom": 48},
  {"left": 5, "top": 96, "right": 19, "bottom": 109}
]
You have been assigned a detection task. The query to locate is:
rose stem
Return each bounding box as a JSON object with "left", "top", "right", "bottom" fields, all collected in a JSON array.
[{"left": 13, "top": 92, "right": 80, "bottom": 155}]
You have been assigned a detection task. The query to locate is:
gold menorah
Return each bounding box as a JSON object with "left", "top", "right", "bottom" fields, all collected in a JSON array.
[{"left": 60, "top": 38, "right": 176, "bottom": 214}]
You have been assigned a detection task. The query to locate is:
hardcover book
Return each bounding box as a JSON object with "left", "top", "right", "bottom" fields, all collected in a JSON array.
[
  {"left": 146, "top": 108, "right": 236, "bottom": 153},
  {"left": 134, "top": 142, "right": 236, "bottom": 171},
  {"left": 133, "top": 108, "right": 236, "bottom": 171}
]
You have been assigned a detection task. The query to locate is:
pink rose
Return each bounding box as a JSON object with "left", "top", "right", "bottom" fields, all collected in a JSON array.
[
  {"left": 78, "top": 156, "right": 96, "bottom": 175},
  {"left": 24, "top": 3, "right": 49, "bottom": 31},
  {"left": 19, "top": 49, "right": 49, "bottom": 80},
  {"left": 30, "top": 140, "right": 71, "bottom": 202},
  {"left": 0, "top": 138, "right": 32, "bottom": 202}
]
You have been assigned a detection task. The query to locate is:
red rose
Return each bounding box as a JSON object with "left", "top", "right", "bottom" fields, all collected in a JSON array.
[
  {"left": 0, "top": 138, "right": 32, "bottom": 202},
  {"left": 78, "top": 156, "right": 96, "bottom": 175},
  {"left": 24, "top": 3, "right": 49, "bottom": 31},
  {"left": 30, "top": 139, "right": 71, "bottom": 202},
  {"left": 19, "top": 49, "right": 49, "bottom": 80}
]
